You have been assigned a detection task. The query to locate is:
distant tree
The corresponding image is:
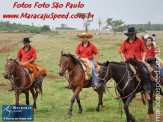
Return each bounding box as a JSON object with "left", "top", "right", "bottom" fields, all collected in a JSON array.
[
  {"left": 61, "top": 24, "right": 67, "bottom": 29},
  {"left": 106, "top": 18, "right": 125, "bottom": 36},
  {"left": 147, "top": 21, "right": 151, "bottom": 30},
  {"left": 98, "top": 18, "right": 102, "bottom": 30},
  {"left": 137, "top": 27, "right": 145, "bottom": 32},
  {"left": 117, "top": 24, "right": 129, "bottom": 32},
  {"left": 77, "top": 12, "right": 93, "bottom": 33},
  {"left": 41, "top": 25, "right": 50, "bottom": 32}
]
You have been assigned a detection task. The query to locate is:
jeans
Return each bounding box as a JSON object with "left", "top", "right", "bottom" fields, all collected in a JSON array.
[
  {"left": 89, "top": 60, "right": 98, "bottom": 86},
  {"left": 35, "top": 72, "right": 41, "bottom": 84},
  {"left": 156, "top": 60, "right": 163, "bottom": 77},
  {"left": 143, "top": 66, "right": 151, "bottom": 92}
]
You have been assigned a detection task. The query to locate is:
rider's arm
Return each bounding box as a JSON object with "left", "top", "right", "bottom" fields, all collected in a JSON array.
[
  {"left": 120, "top": 53, "right": 126, "bottom": 62},
  {"left": 142, "top": 52, "right": 146, "bottom": 62},
  {"left": 26, "top": 58, "right": 35, "bottom": 64},
  {"left": 95, "top": 54, "right": 99, "bottom": 63},
  {"left": 17, "top": 58, "right": 20, "bottom": 62},
  {"left": 76, "top": 54, "right": 80, "bottom": 59}
]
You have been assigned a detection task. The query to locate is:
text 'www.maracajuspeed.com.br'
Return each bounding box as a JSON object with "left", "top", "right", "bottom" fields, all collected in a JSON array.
[{"left": 3, "top": 12, "right": 94, "bottom": 20}]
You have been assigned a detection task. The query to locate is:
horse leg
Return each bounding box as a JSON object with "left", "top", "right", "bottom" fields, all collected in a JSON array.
[
  {"left": 68, "top": 87, "right": 82, "bottom": 117},
  {"left": 76, "top": 96, "right": 82, "bottom": 114},
  {"left": 141, "top": 91, "right": 146, "bottom": 105},
  {"left": 96, "top": 90, "right": 104, "bottom": 112},
  {"left": 15, "top": 93, "right": 19, "bottom": 105},
  {"left": 30, "top": 88, "right": 37, "bottom": 112},
  {"left": 123, "top": 94, "right": 136, "bottom": 122},
  {"left": 25, "top": 90, "right": 29, "bottom": 105},
  {"left": 68, "top": 94, "right": 75, "bottom": 118},
  {"left": 145, "top": 93, "right": 154, "bottom": 120}
]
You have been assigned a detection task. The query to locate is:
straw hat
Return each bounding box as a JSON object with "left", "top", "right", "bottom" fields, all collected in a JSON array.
[{"left": 77, "top": 33, "right": 93, "bottom": 39}]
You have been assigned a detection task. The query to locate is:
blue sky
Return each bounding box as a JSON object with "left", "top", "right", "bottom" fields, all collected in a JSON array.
[{"left": 0, "top": 0, "right": 163, "bottom": 29}]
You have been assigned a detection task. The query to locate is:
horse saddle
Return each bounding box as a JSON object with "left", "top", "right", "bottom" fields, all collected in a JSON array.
[
  {"left": 65, "top": 58, "right": 100, "bottom": 81},
  {"left": 80, "top": 58, "right": 100, "bottom": 80},
  {"left": 22, "top": 67, "right": 35, "bottom": 82}
]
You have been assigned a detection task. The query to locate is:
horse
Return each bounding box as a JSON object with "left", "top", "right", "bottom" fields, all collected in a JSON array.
[
  {"left": 4, "top": 59, "right": 39, "bottom": 112},
  {"left": 59, "top": 52, "right": 105, "bottom": 117},
  {"left": 97, "top": 59, "right": 155, "bottom": 122}
]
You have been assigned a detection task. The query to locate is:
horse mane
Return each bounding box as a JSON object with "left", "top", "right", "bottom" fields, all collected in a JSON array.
[
  {"left": 10, "top": 58, "right": 19, "bottom": 65},
  {"left": 62, "top": 54, "right": 81, "bottom": 65},
  {"left": 111, "top": 62, "right": 126, "bottom": 66},
  {"left": 126, "top": 58, "right": 149, "bottom": 82}
]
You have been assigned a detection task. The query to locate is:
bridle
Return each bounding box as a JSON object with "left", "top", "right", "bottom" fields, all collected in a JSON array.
[
  {"left": 6, "top": 60, "right": 33, "bottom": 93},
  {"left": 60, "top": 56, "right": 84, "bottom": 86},
  {"left": 98, "top": 63, "right": 140, "bottom": 99},
  {"left": 60, "top": 56, "right": 76, "bottom": 75},
  {"left": 6, "top": 60, "right": 19, "bottom": 79},
  {"left": 98, "top": 65, "right": 112, "bottom": 85}
]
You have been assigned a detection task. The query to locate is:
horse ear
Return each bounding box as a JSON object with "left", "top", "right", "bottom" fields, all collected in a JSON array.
[
  {"left": 105, "top": 61, "right": 110, "bottom": 66},
  {"left": 6, "top": 58, "right": 9, "bottom": 61},
  {"left": 61, "top": 51, "right": 63, "bottom": 56},
  {"left": 67, "top": 52, "right": 70, "bottom": 56}
]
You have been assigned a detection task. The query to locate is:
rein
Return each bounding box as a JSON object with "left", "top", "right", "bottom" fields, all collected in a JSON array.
[
  {"left": 100, "top": 63, "right": 141, "bottom": 99},
  {"left": 62, "top": 57, "right": 84, "bottom": 86},
  {"left": 8, "top": 61, "right": 33, "bottom": 92}
]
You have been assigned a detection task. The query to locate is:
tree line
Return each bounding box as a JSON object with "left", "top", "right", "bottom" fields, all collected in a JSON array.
[{"left": 0, "top": 21, "right": 51, "bottom": 33}]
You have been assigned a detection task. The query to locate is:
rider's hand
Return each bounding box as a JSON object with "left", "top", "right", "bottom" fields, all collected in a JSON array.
[
  {"left": 142, "top": 59, "right": 146, "bottom": 63},
  {"left": 94, "top": 61, "right": 98, "bottom": 67},
  {"left": 22, "top": 62, "right": 28, "bottom": 66},
  {"left": 122, "top": 58, "right": 126, "bottom": 63}
]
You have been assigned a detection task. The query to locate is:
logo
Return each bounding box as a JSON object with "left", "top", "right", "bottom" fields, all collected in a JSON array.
[{"left": 2, "top": 105, "right": 33, "bottom": 121}]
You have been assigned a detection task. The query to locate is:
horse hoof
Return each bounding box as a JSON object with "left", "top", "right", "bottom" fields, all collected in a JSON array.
[
  {"left": 101, "top": 104, "right": 105, "bottom": 108},
  {"left": 145, "top": 114, "right": 150, "bottom": 121},
  {"left": 78, "top": 111, "right": 82, "bottom": 114},
  {"left": 149, "top": 114, "right": 154, "bottom": 118},
  {"left": 67, "top": 113, "right": 72, "bottom": 118},
  {"left": 33, "top": 108, "right": 37, "bottom": 112}
]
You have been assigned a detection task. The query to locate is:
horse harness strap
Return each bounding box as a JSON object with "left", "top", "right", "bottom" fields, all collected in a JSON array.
[
  {"left": 64, "top": 64, "right": 84, "bottom": 86},
  {"left": 118, "top": 64, "right": 141, "bottom": 99},
  {"left": 11, "top": 62, "right": 34, "bottom": 93}
]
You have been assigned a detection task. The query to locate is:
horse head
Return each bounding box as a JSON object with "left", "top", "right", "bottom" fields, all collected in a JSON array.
[
  {"left": 59, "top": 51, "right": 71, "bottom": 76},
  {"left": 97, "top": 61, "right": 110, "bottom": 91},
  {"left": 4, "top": 58, "right": 17, "bottom": 79}
]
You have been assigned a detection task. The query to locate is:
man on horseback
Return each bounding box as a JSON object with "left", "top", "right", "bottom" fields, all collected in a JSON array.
[
  {"left": 146, "top": 37, "right": 163, "bottom": 77},
  {"left": 75, "top": 33, "right": 99, "bottom": 90},
  {"left": 119, "top": 27, "right": 151, "bottom": 100},
  {"left": 8, "top": 38, "right": 46, "bottom": 92}
]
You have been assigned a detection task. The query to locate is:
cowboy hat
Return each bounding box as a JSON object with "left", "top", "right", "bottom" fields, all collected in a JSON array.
[
  {"left": 77, "top": 33, "right": 93, "bottom": 39},
  {"left": 152, "top": 34, "right": 156, "bottom": 36},
  {"left": 124, "top": 27, "right": 137, "bottom": 36},
  {"left": 23, "top": 38, "right": 32, "bottom": 43}
]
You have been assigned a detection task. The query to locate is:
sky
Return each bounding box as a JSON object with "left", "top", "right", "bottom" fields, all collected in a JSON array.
[{"left": 0, "top": 0, "right": 163, "bottom": 30}]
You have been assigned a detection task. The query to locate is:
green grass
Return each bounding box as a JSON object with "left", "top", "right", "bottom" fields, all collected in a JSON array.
[{"left": 0, "top": 31, "right": 163, "bottom": 122}]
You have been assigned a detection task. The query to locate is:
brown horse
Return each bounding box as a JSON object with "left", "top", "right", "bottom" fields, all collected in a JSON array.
[
  {"left": 59, "top": 52, "right": 105, "bottom": 117},
  {"left": 4, "top": 59, "right": 39, "bottom": 112}
]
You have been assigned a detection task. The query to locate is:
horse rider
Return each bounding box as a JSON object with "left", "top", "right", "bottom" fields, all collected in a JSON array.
[
  {"left": 146, "top": 37, "right": 163, "bottom": 77},
  {"left": 119, "top": 27, "right": 151, "bottom": 100},
  {"left": 74, "top": 33, "right": 99, "bottom": 90},
  {"left": 8, "top": 38, "right": 46, "bottom": 93}
]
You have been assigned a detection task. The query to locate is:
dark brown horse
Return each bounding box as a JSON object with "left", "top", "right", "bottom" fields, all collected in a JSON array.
[
  {"left": 4, "top": 59, "right": 39, "bottom": 112},
  {"left": 59, "top": 52, "right": 105, "bottom": 117},
  {"left": 97, "top": 59, "right": 155, "bottom": 122}
]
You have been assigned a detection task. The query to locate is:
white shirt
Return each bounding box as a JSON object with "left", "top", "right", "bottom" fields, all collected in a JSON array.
[{"left": 144, "top": 34, "right": 149, "bottom": 39}]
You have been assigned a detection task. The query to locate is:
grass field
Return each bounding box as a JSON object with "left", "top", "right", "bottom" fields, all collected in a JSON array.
[
  {"left": 0, "top": 30, "right": 163, "bottom": 122},
  {"left": 0, "top": 32, "right": 33, "bottom": 51}
]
